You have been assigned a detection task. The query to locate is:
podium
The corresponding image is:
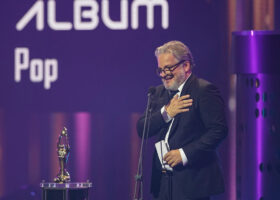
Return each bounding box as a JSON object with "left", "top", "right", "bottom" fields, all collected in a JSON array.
[{"left": 40, "top": 182, "right": 92, "bottom": 200}]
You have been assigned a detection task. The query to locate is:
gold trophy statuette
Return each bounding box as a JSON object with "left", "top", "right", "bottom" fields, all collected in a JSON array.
[{"left": 54, "top": 127, "right": 71, "bottom": 183}]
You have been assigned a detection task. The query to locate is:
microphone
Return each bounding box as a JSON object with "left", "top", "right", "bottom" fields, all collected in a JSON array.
[
  {"left": 148, "top": 86, "right": 156, "bottom": 96},
  {"left": 147, "top": 86, "right": 156, "bottom": 111}
]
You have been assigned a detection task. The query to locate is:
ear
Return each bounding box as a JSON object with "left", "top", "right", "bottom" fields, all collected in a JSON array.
[{"left": 183, "top": 61, "right": 191, "bottom": 73}]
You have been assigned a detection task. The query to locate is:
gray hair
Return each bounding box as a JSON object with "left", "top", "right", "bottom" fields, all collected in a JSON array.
[{"left": 155, "top": 40, "right": 195, "bottom": 69}]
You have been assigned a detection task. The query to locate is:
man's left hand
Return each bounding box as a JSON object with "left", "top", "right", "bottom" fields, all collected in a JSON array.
[{"left": 163, "top": 149, "right": 182, "bottom": 167}]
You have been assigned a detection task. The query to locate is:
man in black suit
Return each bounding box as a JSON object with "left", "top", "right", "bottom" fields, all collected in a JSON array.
[{"left": 137, "top": 41, "right": 228, "bottom": 200}]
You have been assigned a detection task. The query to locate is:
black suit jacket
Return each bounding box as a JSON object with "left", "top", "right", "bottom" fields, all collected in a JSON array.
[{"left": 137, "top": 74, "right": 228, "bottom": 199}]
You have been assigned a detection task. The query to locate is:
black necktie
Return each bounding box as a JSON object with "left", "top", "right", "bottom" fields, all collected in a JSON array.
[{"left": 168, "top": 90, "right": 179, "bottom": 99}]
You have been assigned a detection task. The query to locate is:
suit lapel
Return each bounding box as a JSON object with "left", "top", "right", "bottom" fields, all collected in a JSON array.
[
  {"left": 156, "top": 88, "right": 172, "bottom": 140},
  {"left": 157, "top": 86, "right": 170, "bottom": 108},
  {"left": 168, "top": 74, "right": 196, "bottom": 139}
]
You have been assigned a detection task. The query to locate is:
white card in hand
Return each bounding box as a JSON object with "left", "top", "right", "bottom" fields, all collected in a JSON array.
[{"left": 155, "top": 140, "right": 173, "bottom": 171}]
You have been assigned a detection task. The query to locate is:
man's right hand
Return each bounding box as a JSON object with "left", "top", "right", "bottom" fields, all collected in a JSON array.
[{"left": 165, "top": 94, "right": 193, "bottom": 118}]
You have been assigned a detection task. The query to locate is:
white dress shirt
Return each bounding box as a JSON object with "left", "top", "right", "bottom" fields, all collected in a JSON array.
[{"left": 160, "top": 74, "right": 191, "bottom": 166}]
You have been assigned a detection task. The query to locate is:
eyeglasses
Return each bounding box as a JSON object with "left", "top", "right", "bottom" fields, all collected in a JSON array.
[{"left": 156, "top": 60, "right": 186, "bottom": 76}]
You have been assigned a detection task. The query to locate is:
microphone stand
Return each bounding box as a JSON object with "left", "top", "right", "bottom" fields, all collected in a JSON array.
[{"left": 133, "top": 91, "right": 153, "bottom": 200}]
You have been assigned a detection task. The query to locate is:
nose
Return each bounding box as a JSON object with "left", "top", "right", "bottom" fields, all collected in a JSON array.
[
  {"left": 160, "top": 70, "right": 169, "bottom": 79},
  {"left": 160, "top": 70, "right": 166, "bottom": 76}
]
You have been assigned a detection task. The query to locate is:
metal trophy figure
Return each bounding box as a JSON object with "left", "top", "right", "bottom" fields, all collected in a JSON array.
[{"left": 54, "top": 127, "right": 71, "bottom": 183}]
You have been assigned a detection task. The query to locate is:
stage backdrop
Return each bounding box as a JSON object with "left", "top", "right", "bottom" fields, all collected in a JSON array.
[{"left": 0, "top": 0, "right": 228, "bottom": 199}]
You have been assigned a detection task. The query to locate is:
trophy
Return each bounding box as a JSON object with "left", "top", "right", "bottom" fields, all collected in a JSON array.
[{"left": 54, "top": 127, "right": 71, "bottom": 183}]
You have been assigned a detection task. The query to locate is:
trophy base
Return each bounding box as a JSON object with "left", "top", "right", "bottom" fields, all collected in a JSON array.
[
  {"left": 54, "top": 171, "right": 70, "bottom": 183},
  {"left": 54, "top": 175, "right": 70, "bottom": 184}
]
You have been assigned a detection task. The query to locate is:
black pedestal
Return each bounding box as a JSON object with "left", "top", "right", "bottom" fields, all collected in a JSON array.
[{"left": 40, "top": 182, "right": 92, "bottom": 200}]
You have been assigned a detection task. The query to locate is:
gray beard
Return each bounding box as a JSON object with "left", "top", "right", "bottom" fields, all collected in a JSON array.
[
  {"left": 163, "top": 80, "right": 180, "bottom": 91},
  {"left": 163, "top": 73, "right": 186, "bottom": 91}
]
